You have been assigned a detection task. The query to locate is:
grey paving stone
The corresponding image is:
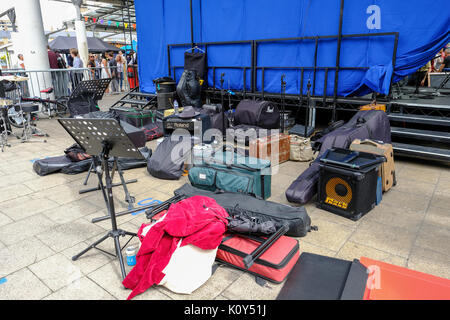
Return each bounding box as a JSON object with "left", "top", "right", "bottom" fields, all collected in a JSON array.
[
  {"left": 1, "top": 197, "right": 60, "bottom": 222},
  {"left": 408, "top": 246, "right": 450, "bottom": 279},
  {"left": 60, "top": 241, "right": 114, "bottom": 275},
  {"left": 336, "top": 241, "right": 407, "bottom": 267},
  {"left": 0, "top": 214, "right": 58, "bottom": 246},
  {"left": 0, "top": 184, "right": 34, "bottom": 203},
  {"left": 0, "top": 237, "right": 55, "bottom": 278},
  {"left": 222, "top": 272, "right": 283, "bottom": 300},
  {"left": 42, "top": 199, "right": 101, "bottom": 224},
  {"left": 0, "top": 211, "right": 13, "bottom": 228},
  {"left": 28, "top": 253, "right": 84, "bottom": 292},
  {"left": 414, "top": 223, "right": 450, "bottom": 257},
  {"left": 350, "top": 219, "right": 417, "bottom": 258},
  {"left": 87, "top": 261, "right": 171, "bottom": 300},
  {"left": 43, "top": 276, "right": 116, "bottom": 300},
  {"left": 0, "top": 268, "right": 52, "bottom": 300},
  {"left": 298, "top": 217, "right": 354, "bottom": 252},
  {"left": 36, "top": 218, "right": 105, "bottom": 252}
]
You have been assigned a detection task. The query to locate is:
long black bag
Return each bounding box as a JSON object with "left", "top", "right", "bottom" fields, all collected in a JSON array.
[
  {"left": 285, "top": 110, "right": 391, "bottom": 204},
  {"left": 184, "top": 51, "right": 207, "bottom": 85},
  {"left": 174, "top": 183, "right": 312, "bottom": 237}
]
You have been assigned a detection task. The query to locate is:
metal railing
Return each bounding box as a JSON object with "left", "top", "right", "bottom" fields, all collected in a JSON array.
[{"left": 2, "top": 65, "right": 134, "bottom": 102}]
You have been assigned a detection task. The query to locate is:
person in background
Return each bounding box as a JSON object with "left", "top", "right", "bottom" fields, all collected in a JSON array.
[
  {"left": 87, "top": 54, "right": 96, "bottom": 79},
  {"left": 15, "top": 54, "right": 29, "bottom": 96},
  {"left": 438, "top": 48, "right": 450, "bottom": 72},
  {"left": 69, "top": 48, "right": 84, "bottom": 88},
  {"left": 433, "top": 48, "right": 445, "bottom": 72},
  {"left": 108, "top": 52, "right": 119, "bottom": 93},
  {"left": 17, "top": 54, "right": 25, "bottom": 69},
  {"left": 47, "top": 45, "right": 59, "bottom": 69},
  {"left": 54, "top": 50, "right": 68, "bottom": 97},
  {"left": 116, "top": 54, "right": 125, "bottom": 92},
  {"left": 100, "top": 52, "right": 111, "bottom": 93}
]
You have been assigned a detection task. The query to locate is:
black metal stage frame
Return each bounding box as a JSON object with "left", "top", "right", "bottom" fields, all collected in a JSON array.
[{"left": 167, "top": 1, "right": 399, "bottom": 122}]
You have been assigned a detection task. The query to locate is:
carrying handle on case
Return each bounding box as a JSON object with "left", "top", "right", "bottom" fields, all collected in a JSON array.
[{"left": 242, "top": 223, "right": 289, "bottom": 269}]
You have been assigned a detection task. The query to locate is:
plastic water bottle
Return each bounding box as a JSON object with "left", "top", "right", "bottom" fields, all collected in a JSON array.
[
  {"left": 174, "top": 100, "right": 179, "bottom": 114},
  {"left": 126, "top": 246, "right": 137, "bottom": 266}
]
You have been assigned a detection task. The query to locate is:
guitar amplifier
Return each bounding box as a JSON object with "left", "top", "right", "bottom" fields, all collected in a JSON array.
[
  {"left": 163, "top": 113, "right": 211, "bottom": 138},
  {"left": 316, "top": 148, "right": 385, "bottom": 221}
]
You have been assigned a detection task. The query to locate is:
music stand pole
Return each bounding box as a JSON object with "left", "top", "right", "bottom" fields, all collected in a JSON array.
[{"left": 59, "top": 118, "right": 143, "bottom": 281}]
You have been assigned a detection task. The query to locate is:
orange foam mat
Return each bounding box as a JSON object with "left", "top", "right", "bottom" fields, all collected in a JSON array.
[{"left": 360, "top": 257, "right": 450, "bottom": 300}]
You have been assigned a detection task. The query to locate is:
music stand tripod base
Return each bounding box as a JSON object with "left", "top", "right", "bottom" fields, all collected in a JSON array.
[
  {"left": 79, "top": 156, "right": 138, "bottom": 210},
  {"left": 58, "top": 118, "right": 143, "bottom": 281}
]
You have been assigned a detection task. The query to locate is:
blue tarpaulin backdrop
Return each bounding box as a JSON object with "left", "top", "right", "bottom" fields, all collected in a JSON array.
[{"left": 134, "top": 0, "right": 450, "bottom": 96}]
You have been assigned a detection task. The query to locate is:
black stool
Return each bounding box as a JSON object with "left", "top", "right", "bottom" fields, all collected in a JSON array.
[{"left": 17, "top": 102, "right": 48, "bottom": 143}]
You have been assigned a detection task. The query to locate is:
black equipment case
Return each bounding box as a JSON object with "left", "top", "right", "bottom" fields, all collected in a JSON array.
[
  {"left": 234, "top": 99, "right": 280, "bottom": 129},
  {"left": 316, "top": 148, "right": 385, "bottom": 221}
]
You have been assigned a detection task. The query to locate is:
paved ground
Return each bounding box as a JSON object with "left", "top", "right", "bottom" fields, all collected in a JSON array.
[{"left": 0, "top": 93, "right": 449, "bottom": 300}]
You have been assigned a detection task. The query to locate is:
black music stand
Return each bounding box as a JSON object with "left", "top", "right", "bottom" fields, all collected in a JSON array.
[{"left": 58, "top": 118, "right": 142, "bottom": 280}]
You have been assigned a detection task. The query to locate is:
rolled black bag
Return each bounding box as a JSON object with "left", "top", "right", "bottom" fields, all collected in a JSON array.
[
  {"left": 33, "top": 156, "right": 74, "bottom": 176},
  {"left": 174, "top": 183, "right": 312, "bottom": 237}
]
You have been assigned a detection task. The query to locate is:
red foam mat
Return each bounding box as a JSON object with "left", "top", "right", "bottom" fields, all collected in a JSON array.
[{"left": 360, "top": 257, "right": 450, "bottom": 300}]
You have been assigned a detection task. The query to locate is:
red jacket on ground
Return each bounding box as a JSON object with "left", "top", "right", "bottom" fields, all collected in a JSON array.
[{"left": 122, "top": 196, "right": 229, "bottom": 300}]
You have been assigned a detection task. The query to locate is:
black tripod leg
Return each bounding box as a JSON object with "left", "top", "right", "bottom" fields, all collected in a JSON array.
[
  {"left": 83, "top": 159, "right": 94, "bottom": 186},
  {"left": 114, "top": 236, "right": 127, "bottom": 280},
  {"left": 72, "top": 233, "right": 110, "bottom": 261},
  {"left": 115, "top": 157, "right": 135, "bottom": 210}
]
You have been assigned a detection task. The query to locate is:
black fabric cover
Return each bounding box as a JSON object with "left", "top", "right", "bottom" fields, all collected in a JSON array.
[
  {"left": 184, "top": 52, "right": 207, "bottom": 83},
  {"left": 147, "top": 136, "right": 190, "bottom": 180},
  {"left": 174, "top": 183, "right": 311, "bottom": 237},
  {"left": 33, "top": 148, "right": 151, "bottom": 176},
  {"left": 234, "top": 100, "right": 280, "bottom": 129},
  {"left": 33, "top": 156, "right": 74, "bottom": 176},
  {"left": 176, "top": 70, "right": 202, "bottom": 108},
  {"left": 276, "top": 253, "right": 368, "bottom": 300},
  {"left": 313, "top": 110, "right": 391, "bottom": 156}
]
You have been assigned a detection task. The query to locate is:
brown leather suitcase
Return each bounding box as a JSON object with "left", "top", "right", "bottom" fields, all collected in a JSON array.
[
  {"left": 350, "top": 139, "right": 396, "bottom": 192},
  {"left": 248, "top": 133, "right": 290, "bottom": 165}
]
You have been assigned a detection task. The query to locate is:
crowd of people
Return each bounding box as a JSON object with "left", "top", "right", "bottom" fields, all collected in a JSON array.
[{"left": 15, "top": 47, "right": 138, "bottom": 97}]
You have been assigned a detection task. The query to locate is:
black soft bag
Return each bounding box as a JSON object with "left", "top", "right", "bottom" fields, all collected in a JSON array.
[
  {"left": 174, "top": 183, "right": 312, "bottom": 237},
  {"left": 234, "top": 100, "right": 280, "bottom": 129},
  {"left": 176, "top": 70, "right": 202, "bottom": 108},
  {"left": 147, "top": 136, "right": 191, "bottom": 180}
]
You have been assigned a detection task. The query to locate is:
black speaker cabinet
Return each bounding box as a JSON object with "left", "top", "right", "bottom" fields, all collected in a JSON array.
[{"left": 316, "top": 148, "right": 385, "bottom": 221}]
